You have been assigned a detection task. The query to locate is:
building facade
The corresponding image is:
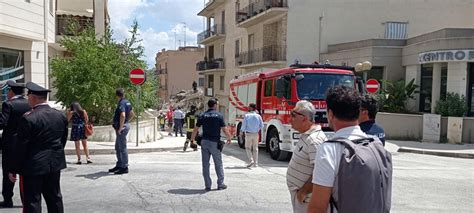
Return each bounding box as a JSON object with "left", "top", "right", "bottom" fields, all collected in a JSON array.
[
  {"left": 0, "top": 0, "right": 108, "bottom": 101},
  {"left": 197, "top": 0, "right": 288, "bottom": 122},
  {"left": 197, "top": 0, "right": 473, "bottom": 122},
  {"left": 155, "top": 47, "right": 204, "bottom": 103}
]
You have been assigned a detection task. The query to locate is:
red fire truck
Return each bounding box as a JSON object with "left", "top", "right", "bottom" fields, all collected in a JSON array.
[{"left": 228, "top": 64, "right": 363, "bottom": 160}]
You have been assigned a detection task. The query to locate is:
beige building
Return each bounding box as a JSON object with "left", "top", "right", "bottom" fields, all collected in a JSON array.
[
  {"left": 197, "top": 0, "right": 474, "bottom": 122},
  {"left": 155, "top": 47, "right": 204, "bottom": 103},
  {"left": 197, "top": 0, "right": 288, "bottom": 121},
  {"left": 0, "top": 0, "right": 108, "bottom": 101}
]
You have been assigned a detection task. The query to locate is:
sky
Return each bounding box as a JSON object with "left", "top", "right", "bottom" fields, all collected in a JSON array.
[{"left": 108, "top": 0, "right": 206, "bottom": 68}]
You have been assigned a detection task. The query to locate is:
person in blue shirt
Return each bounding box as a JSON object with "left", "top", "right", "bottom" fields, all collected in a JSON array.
[
  {"left": 191, "top": 98, "right": 232, "bottom": 191},
  {"left": 359, "top": 94, "right": 386, "bottom": 146},
  {"left": 240, "top": 103, "right": 264, "bottom": 168},
  {"left": 109, "top": 88, "right": 135, "bottom": 174}
]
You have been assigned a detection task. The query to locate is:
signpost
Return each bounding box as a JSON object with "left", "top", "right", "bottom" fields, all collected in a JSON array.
[
  {"left": 129, "top": 68, "right": 146, "bottom": 147},
  {"left": 366, "top": 79, "right": 380, "bottom": 93}
]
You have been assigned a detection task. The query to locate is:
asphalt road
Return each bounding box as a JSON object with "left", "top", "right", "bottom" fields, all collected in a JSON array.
[{"left": 0, "top": 142, "right": 473, "bottom": 212}]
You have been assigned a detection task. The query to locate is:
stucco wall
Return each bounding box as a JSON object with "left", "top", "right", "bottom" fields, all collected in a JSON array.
[
  {"left": 77, "top": 119, "right": 158, "bottom": 143},
  {"left": 376, "top": 112, "right": 423, "bottom": 140}
]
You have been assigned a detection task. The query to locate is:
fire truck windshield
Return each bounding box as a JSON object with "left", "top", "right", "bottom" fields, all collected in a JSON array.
[{"left": 296, "top": 73, "right": 354, "bottom": 100}]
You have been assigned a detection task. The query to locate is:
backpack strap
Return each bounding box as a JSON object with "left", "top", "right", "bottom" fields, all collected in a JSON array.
[{"left": 330, "top": 196, "right": 338, "bottom": 213}]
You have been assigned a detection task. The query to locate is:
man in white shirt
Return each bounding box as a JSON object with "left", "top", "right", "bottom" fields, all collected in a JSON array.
[
  {"left": 240, "top": 103, "right": 264, "bottom": 168},
  {"left": 286, "top": 100, "right": 327, "bottom": 213},
  {"left": 308, "top": 86, "right": 368, "bottom": 213},
  {"left": 173, "top": 107, "right": 185, "bottom": 137}
]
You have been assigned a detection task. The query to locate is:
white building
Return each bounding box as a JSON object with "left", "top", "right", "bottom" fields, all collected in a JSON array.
[{"left": 0, "top": 0, "right": 108, "bottom": 100}]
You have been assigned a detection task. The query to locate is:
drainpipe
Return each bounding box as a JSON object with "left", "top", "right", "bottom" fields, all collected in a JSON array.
[{"left": 44, "top": 0, "right": 49, "bottom": 92}]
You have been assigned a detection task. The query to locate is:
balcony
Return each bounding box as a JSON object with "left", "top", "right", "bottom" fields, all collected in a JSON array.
[
  {"left": 56, "top": 15, "right": 94, "bottom": 36},
  {"left": 157, "top": 68, "right": 167, "bottom": 75},
  {"left": 235, "top": 45, "right": 286, "bottom": 68},
  {"left": 196, "top": 58, "right": 225, "bottom": 73},
  {"left": 198, "top": 0, "right": 226, "bottom": 17},
  {"left": 236, "top": 0, "right": 288, "bottom": 28},
  {"left": 197, "top": 24, "right": 226, "bottom": 45}
]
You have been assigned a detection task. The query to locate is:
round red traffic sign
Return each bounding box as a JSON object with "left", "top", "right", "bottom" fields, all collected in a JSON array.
[
  {"left": 366, "top": 79, "right": 380, "bottom": 93},
  {"left": 129, "top": 68, "right": 146, "bottom": 85}
]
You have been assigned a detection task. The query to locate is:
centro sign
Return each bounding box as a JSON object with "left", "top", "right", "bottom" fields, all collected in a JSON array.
[{"left": 419, "top": 49, "right": 474, "bottom": 64}]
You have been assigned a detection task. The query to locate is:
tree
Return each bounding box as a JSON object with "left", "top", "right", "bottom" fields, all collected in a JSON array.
[{"left": 51, "top": 20, "right": 158, "bottom": 124}]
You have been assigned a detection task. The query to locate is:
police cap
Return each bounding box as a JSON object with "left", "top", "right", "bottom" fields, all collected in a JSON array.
[
  {"left": 5, "top": 80, "right": 25, "bottom": 94},
  {"left": 26, "top": 82, "right": 51, "bottom": 96}
]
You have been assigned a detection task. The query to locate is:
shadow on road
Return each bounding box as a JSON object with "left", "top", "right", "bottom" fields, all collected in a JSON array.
[
  {"left": 225, "top": 166, "right": 251, "bottom": 170},
  {"left": 223, "top": 143, "right": 290, "bottom": 168},
  {"left": 75, "top": 171, "right": 113, "bottom": 180},
  {"left": 167, "top": 188, "right": 208, "bottom": 195}
]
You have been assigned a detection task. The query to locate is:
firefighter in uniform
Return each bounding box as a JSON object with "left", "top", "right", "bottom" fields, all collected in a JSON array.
[
  {"left": 0, "top": 81, "right": 30, "bottom": 208},
  {"left": 183, "top": 105, "right": 199, "bottom": 152},
  {"left": 9, "top": 82, "right": 68, "bottom": 213}
]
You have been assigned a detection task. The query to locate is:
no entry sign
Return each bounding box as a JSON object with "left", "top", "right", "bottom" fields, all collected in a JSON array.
[
  {"left": 129, "top": 68, "right": 146, "bottom": 85},
  {"left": 366, "top": 79, "right": 380, "bottom": 93}
]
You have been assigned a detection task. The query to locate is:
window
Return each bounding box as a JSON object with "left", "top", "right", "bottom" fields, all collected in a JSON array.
[
  {"left": 264, "top": 80, "right": 273, "bottom": 96},
  {"left": 221, "top": 44, "right": 225, "bottom": 58},
  {"left": 419, "top": 64, "right": 433, "bottom": 113},
  {"left": 235, "top": 39, "right": 240, "bottom": 57},
  {"left": 0, "top": 48, "right": 25, "bottom": 101},
  {"left": 356, "top": 66, "right": 384, "bottom": 82},
  {"left": 441, "top": 64, "right": 448, "bottom": 99},
  {"left": 220, "top": 76, "right": 224, "bottom": 91},
  {"left": 385, "top": 22, "right": 408, "bottom": 39},
  {"left": 198, "top": 78, "right": 204, "bottom": 87}
]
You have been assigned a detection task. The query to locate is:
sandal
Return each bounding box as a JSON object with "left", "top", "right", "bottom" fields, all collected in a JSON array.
[{"left": 76, "top": 161, "right": 82, "bottom": 165}]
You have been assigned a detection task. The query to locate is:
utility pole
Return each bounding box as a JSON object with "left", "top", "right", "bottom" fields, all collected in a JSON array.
[
  {"left": 174, "top": 30, "right": 177, "bottom": 50},
  {"left": 182, "top": 22, "right": 187, "bottom": 47},
  {"left": 318, "top": 11, "right": 324, "bottom": 63}
]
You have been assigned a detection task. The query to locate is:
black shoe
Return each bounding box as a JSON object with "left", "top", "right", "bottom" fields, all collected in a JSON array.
[
  {"left": 217, "top": 184, "right": 227, "bottom": 190},
  {"left": 183, "top": 141, "right": 189, "bottom": 152},
  {"left": 114, "top": 168, "right": 129, "bottom": 174},
  {"left": 0, "top": 200, "right": 13, "bottom": 208},
  {"left": 108, "top": 167, "right": 119, "bottom": 173},
  {"left": 204, "top": 187, "right": 211, "bottom": 192}
]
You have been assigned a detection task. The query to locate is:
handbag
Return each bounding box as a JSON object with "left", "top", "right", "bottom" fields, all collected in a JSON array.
[
  {"left": 85, "top": 123, "right": 93, "bottom": 137},
  {"left": 217, "top": 140, "right": 225, "bottom": 152}
]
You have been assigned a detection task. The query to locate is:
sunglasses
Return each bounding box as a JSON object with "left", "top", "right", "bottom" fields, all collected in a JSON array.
[{"left": 290, "top": 110, "right": 305, "bottom": 117}]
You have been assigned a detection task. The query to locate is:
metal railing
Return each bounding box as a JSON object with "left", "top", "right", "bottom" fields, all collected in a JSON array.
[
  {"left": 197, "top": 24, "right": 226, "bottom": 43},
  {"left": 236, "top": 0, "right": 288, "bottom": 23},
  {"left": 56, "top": 15, "right": 94, "bottom": 36},
  {"left": 235, "top": 45, "right": 286, "bottom": 66},
  {"left": 196, "top": 58, "right": 225, "bottom": 71}
]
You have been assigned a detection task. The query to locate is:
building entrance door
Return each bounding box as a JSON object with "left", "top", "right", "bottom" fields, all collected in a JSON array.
[{"left": 468, "top": 63, "right": 474, "bottom": 116}]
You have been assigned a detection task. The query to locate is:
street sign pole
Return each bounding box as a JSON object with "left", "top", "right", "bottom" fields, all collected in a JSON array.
[{"left": 136, "top": 86, "right": 140, "bottom": 147}]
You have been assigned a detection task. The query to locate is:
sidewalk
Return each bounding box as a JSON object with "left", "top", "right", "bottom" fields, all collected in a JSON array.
[
  {"left": 64, "top": 131, "right": 185, "bottom": 155},
  {"left": 387, "top": 140, "right": 474, "bottom": 159}
]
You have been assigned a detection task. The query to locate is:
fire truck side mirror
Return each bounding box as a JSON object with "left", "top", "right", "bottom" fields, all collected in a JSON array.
[{"left": 356, "top": 77, "right": 366, "bottom": 94}]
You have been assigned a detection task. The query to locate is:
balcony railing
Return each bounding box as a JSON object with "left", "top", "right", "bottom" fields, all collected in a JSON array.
[
  {"left": 235, "top": 45, "right": 286, "bottom": 66},
  {"left": 157, "top": 68, "right": 167, "bottom": 75},
  {"left": 197, "top": 24, "right": 226, "bottom": 44},
  {"left": 56, "top": 15, "right": 94, "bottom": 36},
  {"left": 236, "top": 0, "right": 288, "bottom": 24},
  {"left": 196, "top": 58, "right": 225, "bottom": 71}
]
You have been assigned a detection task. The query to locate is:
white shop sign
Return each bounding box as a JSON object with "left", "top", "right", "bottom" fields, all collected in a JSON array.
[{"left": 419, "top": 49, "right": 474, "bottom": 64}]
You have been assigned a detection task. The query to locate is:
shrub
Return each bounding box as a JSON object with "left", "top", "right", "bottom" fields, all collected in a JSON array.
[{"left": 435, "top": 92, "right": 468, "bottom": 117}]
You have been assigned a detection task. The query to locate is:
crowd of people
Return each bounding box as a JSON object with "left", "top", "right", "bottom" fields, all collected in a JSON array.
[{"left": 0, "top": 79, "right": 391, "bottom": 212}]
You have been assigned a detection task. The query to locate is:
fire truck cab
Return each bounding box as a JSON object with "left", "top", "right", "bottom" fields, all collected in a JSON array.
[{"left": 229, "top": 64, "right": 361, "bottom": 160}]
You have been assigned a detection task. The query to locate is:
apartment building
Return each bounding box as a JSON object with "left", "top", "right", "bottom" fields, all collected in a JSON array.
[
  {"left": 155, "top": 47, "right": 204, "bottom": 103},
  {"left": 197, "top": 0, "right": 288, "bottom": 121},
  {"left": 198, "top": 0, "right": 473, "bottom": 121},
  {"left": 0, "top": 0, "right": 108, "bottom": 101}
]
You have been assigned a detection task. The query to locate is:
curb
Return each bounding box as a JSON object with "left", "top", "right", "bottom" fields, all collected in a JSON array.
[
  {"left": 64, "top": 146, "right": 183, "bottom": 155},
  {"left": 397, "top": 147, "right": 474, "bottom": 159}
]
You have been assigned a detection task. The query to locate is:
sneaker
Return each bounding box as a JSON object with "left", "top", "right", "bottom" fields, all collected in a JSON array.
[
  {"left": 204, "top": 187, "right": 211, "bottom": 192},
  {"left": 246, "top": 162, "right": 254, "bottom": 168},
  {"left": 183, "top": 141, "right": 189, "bottom": 152},
  {"left": 0, "top": 200, "right": 13, "bottom": 208},
  {"left": 114, "top": 168, "right": 129, "bottom": 175},
  {"left": 76, "top": 161, "right": 82, "bottom": 165},
  {"left": 108, "top": 167, "right": 119, "bottom": 173},
  {"left": 252, "top": 163, "right": 258, "bottom": 168},
  {"left": 86, "top": 159, "right": 93, "bottom": 164},
  {"left": 217, "top": 184, "right": 227, "bottom": 190}
]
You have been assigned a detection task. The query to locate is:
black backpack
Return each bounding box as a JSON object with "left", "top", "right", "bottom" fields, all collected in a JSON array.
[{"left": 327, "top": 137, "right": 392, "bottom": 213}]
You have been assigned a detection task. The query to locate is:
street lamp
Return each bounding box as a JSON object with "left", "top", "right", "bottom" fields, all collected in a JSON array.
[{"left": 354, "top": 61, "right": 372, "bottom": 72}]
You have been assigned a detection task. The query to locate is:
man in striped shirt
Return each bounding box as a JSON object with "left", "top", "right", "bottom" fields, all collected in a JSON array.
[{"left": 286, "top": 100, "right": 327, "bottom": 213}]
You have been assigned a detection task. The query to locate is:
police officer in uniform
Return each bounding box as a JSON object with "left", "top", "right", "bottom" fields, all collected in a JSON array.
[
  {"left": 183, "top": 105, "right": 198, "bottom": 152},
  {"left": 9, "top": 82, "right": 68, "bottom": 213},
  {"left": 0, "top": 81, "right": 30, "bottom": 208}
]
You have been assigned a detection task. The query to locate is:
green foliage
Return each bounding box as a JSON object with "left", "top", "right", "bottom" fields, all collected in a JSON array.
[
  {"left": 51, "top": 20, "right": 158, "bottom": 125},
  {"left": 378, "top": 79, "right": 419, "bottom": 113},
  {"left": 435, "top": 92, "right": 468, "bottom": 117}
]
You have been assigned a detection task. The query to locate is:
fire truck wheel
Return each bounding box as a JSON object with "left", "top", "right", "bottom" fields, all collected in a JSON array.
[
  {"left": 267, "top": 128, "right": 289, "bottom": 161},
  {"left": 237, "top": 124, "right": 245, "bottom": 149}
]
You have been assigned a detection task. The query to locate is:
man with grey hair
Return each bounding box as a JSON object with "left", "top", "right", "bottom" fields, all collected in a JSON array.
[{"left": 286, "top": 100, "right": 327, "bottom": 213}]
